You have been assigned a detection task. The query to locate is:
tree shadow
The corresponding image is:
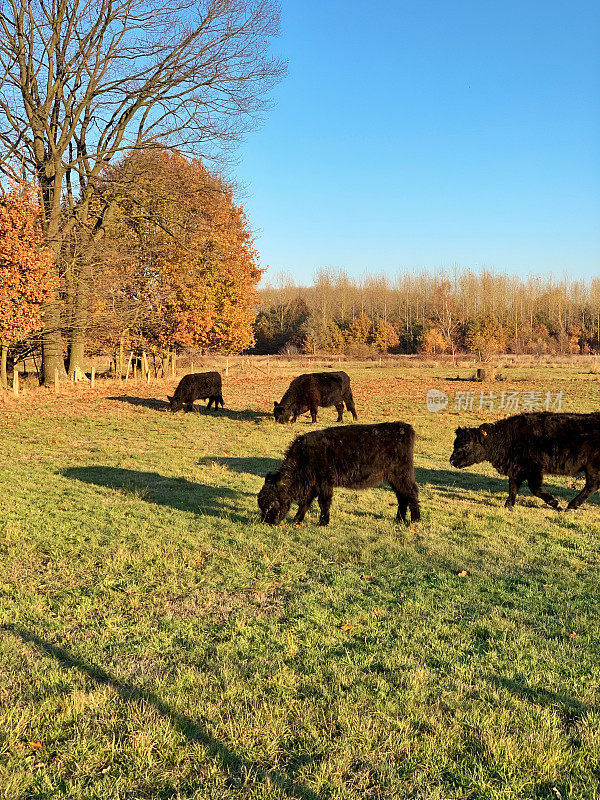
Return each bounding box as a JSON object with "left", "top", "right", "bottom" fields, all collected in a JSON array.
[
  {"left": 198, "top": 456, "right": 281, "bottom": 478},
  {"left": 487, "top": 674, "right": 594, "bottom": 730},
  {"left": 63, "top": 466, "right": 251, "bottom": 522},
  {"left": 1, "top": 625, "right": 324, "bottom": 800}
]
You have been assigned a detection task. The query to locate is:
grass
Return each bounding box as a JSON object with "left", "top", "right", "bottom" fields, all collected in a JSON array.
[{"left": 1, "top": 361, "right": 599, "bottom": 799}]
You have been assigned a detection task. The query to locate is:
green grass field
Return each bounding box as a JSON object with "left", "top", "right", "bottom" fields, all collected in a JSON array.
[{"left": 1, "top": 361, "right": 599, "bottom": 799}]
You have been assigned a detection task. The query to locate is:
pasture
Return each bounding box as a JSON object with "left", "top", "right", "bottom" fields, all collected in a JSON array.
[{"left": 1, "top": 360, "right": 599, "bottom": 799}]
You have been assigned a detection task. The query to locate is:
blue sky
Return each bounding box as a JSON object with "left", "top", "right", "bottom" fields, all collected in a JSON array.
[{"left": 235, "top": 0, "right": 600, "bottom": 284}]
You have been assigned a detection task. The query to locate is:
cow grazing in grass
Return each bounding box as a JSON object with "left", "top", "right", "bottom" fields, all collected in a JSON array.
[
  {"left": 167, "top": 372, "right": 224, "bottom": 412},
  {"left": 258, "top": 421, "right": 420, "bottom": 526},
  {"left": 273, "top": 371, "right": 357, "bottom": 424},
  {"left": 449, "top": 412, "right": 600, "bottom": 510}
]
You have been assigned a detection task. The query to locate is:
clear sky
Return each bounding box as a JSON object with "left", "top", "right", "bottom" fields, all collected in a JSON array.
[{"left": 234, "top": 0, "right": 600, "bottom": 285}]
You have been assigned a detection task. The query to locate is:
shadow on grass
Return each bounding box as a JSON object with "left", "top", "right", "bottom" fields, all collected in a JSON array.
[
  {"left": 416, "top": 466, "right": 598, "bottom": 507},
  {"left": 63, "top": 466, "right": 251, "bottom": 522},
  {"left": 109, "top": 395, "right": 269, "bottom": 422},
  {"left": 488, "top": 674, "right": 594, "bottom": 729},
  {"left": 1, "top": 625, "right": 324, "bottom": 800},
  {"left": 108, "top": 395, "right": 170, "bottom": 410},
  {"left": 198, "top": 456, "right": 281, "bottom": 478}
]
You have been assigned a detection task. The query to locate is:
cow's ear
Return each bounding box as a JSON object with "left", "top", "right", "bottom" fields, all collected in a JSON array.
[
  {"left": 273, "top": 401, "right": 278, "bottom": 409},
  {"left": 479, "top": 423, "right": 492, "bottom": 437},
  {"left": 167, "top": 395, "right": 172, "bottom": 403}
]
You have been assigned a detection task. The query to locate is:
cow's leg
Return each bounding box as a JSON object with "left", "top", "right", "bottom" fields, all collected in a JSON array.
[
  {"left": 309, "top": 405, "right": 318, "bottom": 423},
  {"left": 408, "top": 493, "right": 421, "bottom": 523},
  {"left": 505, "top": 473, "right": 524, "bottom": 508},
  {"left": 527, "top": 470, "right": 560, "bottom": 509},
  {"left": 317, "top": 485, "right": 333, "bottom": 526},
  {"left": 334, "top": 402, "right": 344, "bottom": 422},
  {"left": 218, "top": 394, "right": 225, "bottom": 408},
  {"left": 206, "top": 397, "right": 214, "bottom": 409},
  {"left": 344, "top": 391, "right": 358, "bottom": 420},
  {"left": 184, "top": 402, "right": 194, "bottom": 413},
  {"left": 293, "top": 487, "right": 317, "bottom": 523},
  {"left": 391, "top": 480, "right": 420, "bottom": 523},
  {"left": 566, "top": 470, "right": 600, "bottom": 510}
]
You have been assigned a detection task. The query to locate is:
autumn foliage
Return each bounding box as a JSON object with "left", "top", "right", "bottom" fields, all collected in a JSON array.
[
  {"left": 0, "top": 190, "right": 55, "bottom": 383},
  {"left": 91, "top": 150, "right": 262, "bottom": 355}
]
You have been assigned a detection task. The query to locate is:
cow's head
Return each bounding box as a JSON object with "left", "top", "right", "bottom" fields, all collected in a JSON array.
[
  {"left": 273, "top": 401, "right": 291, "bottom": 424},
  {"left": 167, "top": 395, "right": 182, "bottom": 412},
  {"left": 258, "top": 470, "right": 291, "bottom": 524},
  {"left": 449, "top": 424, "right": 492, "bottom": 468}
]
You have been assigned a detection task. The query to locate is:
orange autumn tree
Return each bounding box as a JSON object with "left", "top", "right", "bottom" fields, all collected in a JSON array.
[
  {"left": 93, "top": 150, "right": 262, "bottom": 354},
  {"left": 0, "top": 190, "right": 55, "bottom": 387}
]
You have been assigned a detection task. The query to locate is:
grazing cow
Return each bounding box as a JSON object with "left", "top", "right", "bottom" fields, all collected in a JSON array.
[
  {"left": 273, "top": 371, "right": 357, "bottom": 424},
  {"left": 449, "top": 411, "right": 600, "bottom": 510},
  {"left": 167, "top": 372, "right": 224, "bottom": 412},
  {"left": 258, "top": 421, "right": 420, "bottom": 526}
]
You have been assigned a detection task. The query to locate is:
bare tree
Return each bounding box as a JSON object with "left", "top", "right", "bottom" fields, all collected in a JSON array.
[{"left": 0, "top": 0, "right": 284, "bottom": 381}]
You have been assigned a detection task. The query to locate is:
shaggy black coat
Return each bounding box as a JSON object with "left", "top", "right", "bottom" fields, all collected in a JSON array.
[
  {"left": 273, "top": 371, "right": 358, "bottom": 424},
  {"left": 449, "top": 411, "right": 600, "bottom": 509},
  {"left": 258, "top": 421, "right": 420, "bottom": 526},
  {"left": 167, "top": 372, "right": 224, "bottom": 412}
]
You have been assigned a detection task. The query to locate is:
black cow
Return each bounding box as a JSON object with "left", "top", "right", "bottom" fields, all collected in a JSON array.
[
  {"left": 449, "top": 411, "right": 600, "bottom": 510},
  {"left": 258, "top": 421, "right": 420, "bottom": 526},
  {"left": 273, "top": 371, "right": 357, "bottom": 424},
  {"left": 167, "top": 372, "right": 224, "bottom": 412}
]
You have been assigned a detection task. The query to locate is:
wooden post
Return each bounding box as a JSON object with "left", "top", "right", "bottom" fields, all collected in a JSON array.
[
  {"left": 54, "top": 367, "right": 59, "bottom": 395},
  {"left": 379, "top": 356, "right": 382, "bottom": 367},
  {"left": 225, "top": 356, "right": 229, "bottom": 377},
  {"left": 91, "top": 367, "right": 95, "bottom": 388},
  {"left": 13, "top": 369, "right": 18, "bottom": 397},
  {"left": 171, "top": 351, "right": 176, "bottom": 378},
  {"left": 146, "top": 368, "right": 151, "bottom": 385},
  {"left": 267, "top": 356, "right": 270, "bottom": 376},
  {"left": 133, "top": 362, "right": 137, "bottom": 380},
  {"left": 142, "top": 351, "right": 149, "bottom": 380}
]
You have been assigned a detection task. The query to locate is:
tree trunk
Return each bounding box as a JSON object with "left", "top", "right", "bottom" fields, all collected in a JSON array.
[
  {"left": 67, "top": 261, "right": 90, "bottom": 377},
  {"left": 1, "top": 344, "right": 7, "bottom": 390},
  {"left": 42, "top": 299, "right": 67, "bottom": 384}
]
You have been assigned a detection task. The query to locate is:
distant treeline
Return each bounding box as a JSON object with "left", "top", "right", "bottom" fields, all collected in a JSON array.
[{"left": 253, "top": 268, "right": 600, "bottom": 359}]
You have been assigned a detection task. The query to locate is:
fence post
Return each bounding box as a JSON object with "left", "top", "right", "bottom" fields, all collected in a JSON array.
[
  {"left": 91, "top": 367, "right": 95, "bottom": 388},
  {"left": 225, "top": 356, "right": 229, "bottom": 377},
  {"left": 171, "top": 351, "right": 176, "bottom": 378},
  {"left": 54, "top": 368, "right": 59, "bottom": 395},
  {"left": 13, "top": 369, "right": 18, "bottom": 397},
  {"left": 133, "top": 362, "right": 137, "bottom": 380},
  {"left": 267, "top": 356, "right": 270, "bottom": 376}
]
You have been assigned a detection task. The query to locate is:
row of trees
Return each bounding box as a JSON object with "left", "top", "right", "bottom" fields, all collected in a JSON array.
[
  {"left": 0, "top": 150, "right": 263, "bottom": 384},
  {"left": 254, "top": 270, "right": 600, "bottom": 358},
  {"left": 0, "top": 0, "right": 284, "bottom": 383}
]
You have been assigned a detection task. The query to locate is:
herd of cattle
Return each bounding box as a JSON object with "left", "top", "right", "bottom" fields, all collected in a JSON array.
[{"left": 166, "top": 370, "right": 600, "bottom": 525}]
